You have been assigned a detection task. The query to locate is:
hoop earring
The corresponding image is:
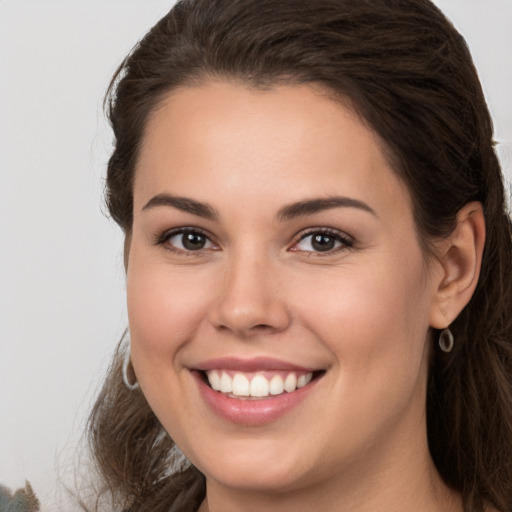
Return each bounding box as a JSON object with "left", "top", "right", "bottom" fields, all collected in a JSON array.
[
  {"left": 122, "top": 346, "right": 139, "bottom": 391},
  {"left": 438, "top": 328, "right": 454, "bottom": 353}
]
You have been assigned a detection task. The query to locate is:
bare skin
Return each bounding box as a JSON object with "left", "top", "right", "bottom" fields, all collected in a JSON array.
[{"left": 127, "top": 81, "right": 484, "bottom": 512}]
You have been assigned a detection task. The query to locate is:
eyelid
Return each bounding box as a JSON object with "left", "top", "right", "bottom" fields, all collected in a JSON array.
[
  {"left": 289, "top": 227, "right": 354, "bottom": 253},
  {"left": 153, "top": 226, "right": 219, "bottom": 253},
  {"left": 152, "top": 226, "right": 354, "bottom": 255}
]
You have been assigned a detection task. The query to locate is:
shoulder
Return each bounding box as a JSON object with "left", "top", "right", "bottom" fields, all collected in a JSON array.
[{"left": 0, "top": 481, "right": 40, "bottom": 512}]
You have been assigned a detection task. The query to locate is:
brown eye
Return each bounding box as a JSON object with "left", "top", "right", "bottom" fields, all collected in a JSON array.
[
  {"left": 292, "top": 230, "right": 353, "bottom": 253},
  {"left": 310, "top": 233, "right": 337, "bottom": 251},
  {"left": 181, "top": 232, "right": 207, "bottom": 250},
  {"left": 165, "top": 230, "right": 216, "bottom": 252}
]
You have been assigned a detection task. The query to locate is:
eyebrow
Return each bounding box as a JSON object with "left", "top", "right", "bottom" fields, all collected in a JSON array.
[
  {"left": 142, "top": 194, "right": 218, "bottom": 220},
  {"left": 277, "top": 196, "right": 377, "bottom": 220},
  {"left": 142, "top": 193, "right": 377, "bottom": 221}
]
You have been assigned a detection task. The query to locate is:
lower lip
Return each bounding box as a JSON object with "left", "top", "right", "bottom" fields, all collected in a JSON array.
[{"left": 193, "top": 371, "right": 320, "bottom": 426}]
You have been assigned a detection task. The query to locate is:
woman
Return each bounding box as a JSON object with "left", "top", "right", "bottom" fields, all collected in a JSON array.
[{"left": 86, "top": 0, "right": 512, "bottom": 511}]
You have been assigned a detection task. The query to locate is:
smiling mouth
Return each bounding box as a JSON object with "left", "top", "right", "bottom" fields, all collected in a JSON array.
[{"left": 200, "top": 369, "right": 324, "bottom": 399}]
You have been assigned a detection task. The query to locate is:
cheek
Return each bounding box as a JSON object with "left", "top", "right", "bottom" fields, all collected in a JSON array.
[
  {"left": 294, "top": 250, "right": 431, "bottom": 365},
  {"left": 125, "top": 255, "right": 214, "bottom": 426},
  {"left": 290, "top": 254, "right": 432, "bottom": 445},
  {"left": 126, "top": 256, "right": 212, "bottom": 359}
]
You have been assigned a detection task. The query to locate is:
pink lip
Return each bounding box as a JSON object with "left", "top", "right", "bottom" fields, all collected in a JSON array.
[
  {"left": 192, "top": 363, "right": 322, "bottom": 426},
  {"left": 194, "top": 357, "right": 316, "bottom": 372}
]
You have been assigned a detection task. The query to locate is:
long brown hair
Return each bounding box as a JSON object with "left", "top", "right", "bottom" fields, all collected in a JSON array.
[{"left": 86, "top": 1, "right": 512, "bottom": 511}]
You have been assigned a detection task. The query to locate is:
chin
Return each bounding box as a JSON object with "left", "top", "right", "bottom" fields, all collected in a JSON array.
[
  {"left": 204, "top": 463, "right": 308, "bottom": 494},
  {"left": 191, "top": 436, "right": 320, "bottom": 494}
]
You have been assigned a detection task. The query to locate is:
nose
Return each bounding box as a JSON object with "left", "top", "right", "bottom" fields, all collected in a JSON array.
[{"left": 209, "top": 252, "right": 291, "bottom": 338}]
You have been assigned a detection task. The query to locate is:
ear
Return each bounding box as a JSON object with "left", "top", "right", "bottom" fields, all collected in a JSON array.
[{"left": 429, "top": 201, "right": 486, "bottom": 329}]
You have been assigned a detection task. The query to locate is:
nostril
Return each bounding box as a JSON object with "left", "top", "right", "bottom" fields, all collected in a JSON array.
[
  {"left": 215, "top": 321, "right": 284, "bottom": 338},
  {"left": 253, "top": 324, "right": 274, "bottom": 330}
]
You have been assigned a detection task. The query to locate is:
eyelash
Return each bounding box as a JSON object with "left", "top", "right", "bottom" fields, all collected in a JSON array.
[
  {"left": 154, "top": 227, "right": 217, "bottom": 256},
  {"left": 292, "top": 228, "right": 354, "bottom": 255},
  {"left": 154, "top": 227, "right": 354, "bottom": 256}
]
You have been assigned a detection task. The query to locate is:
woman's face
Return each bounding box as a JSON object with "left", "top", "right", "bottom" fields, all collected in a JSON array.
[{"left": 127, "top": 81, "right": 442, "bottom": 495}]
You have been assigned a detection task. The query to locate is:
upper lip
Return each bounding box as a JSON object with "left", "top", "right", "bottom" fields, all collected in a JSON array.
[{"left": 194, "top": 357, "right": 318, "bottom": 373}]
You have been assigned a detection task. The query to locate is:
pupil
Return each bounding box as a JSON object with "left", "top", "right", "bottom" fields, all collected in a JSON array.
[
  {"left": 312, "top": 234, "right": 335, "bottom": 251},
  {"left": 183, "top": 232, "right": 206, "bottom": 250}
]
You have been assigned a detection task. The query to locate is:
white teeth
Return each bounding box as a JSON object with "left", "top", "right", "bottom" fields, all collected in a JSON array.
[
  {"left": 269, "top": 375, "right": 285, "bottom": 395},
  {"left": 297, "top": 373, "right": 312, "bottom": 388},
  {"left": 205, "top": 370, "right": 314, "bottom": 398},
  {"left": 209, "top": 370, "right": 221, "bottom": 391},
  {"left": 250, "top": 375, "right": 269, "bottom": 397},
  {"left": 220, "top": 372, "right": 233, "bottom": 393},
  {"left": 284, "top": 373, "right": 297, "bottom": 392},
  {"left": 232, "top": 373, "right": 250, "bottom": 396}
]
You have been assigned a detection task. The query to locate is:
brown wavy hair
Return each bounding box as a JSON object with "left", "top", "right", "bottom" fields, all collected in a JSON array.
[{"left": 86, "top": 1, "right": 512, "bottom": 511}]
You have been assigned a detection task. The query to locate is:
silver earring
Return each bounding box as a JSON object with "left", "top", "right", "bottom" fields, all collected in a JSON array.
[
  {"left": 122, "top": 346, "right": 139, "bottom": 391},
  {"left": 438, "top": 328, "right": 454, "bottom": 353}
]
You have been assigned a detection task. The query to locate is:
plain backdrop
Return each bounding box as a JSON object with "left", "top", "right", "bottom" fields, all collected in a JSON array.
[{"left": 0, "top": 1, "right": 511, "bottom": 510}]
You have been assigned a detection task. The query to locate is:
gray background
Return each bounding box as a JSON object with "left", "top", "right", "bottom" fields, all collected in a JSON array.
[{"left": 1, "top": 1, "right": 511, "bottom": 510}]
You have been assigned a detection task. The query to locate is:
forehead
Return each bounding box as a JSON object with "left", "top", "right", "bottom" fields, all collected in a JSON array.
[{"left": 134, "top": 80, "right": 411, "bottom": 217}]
